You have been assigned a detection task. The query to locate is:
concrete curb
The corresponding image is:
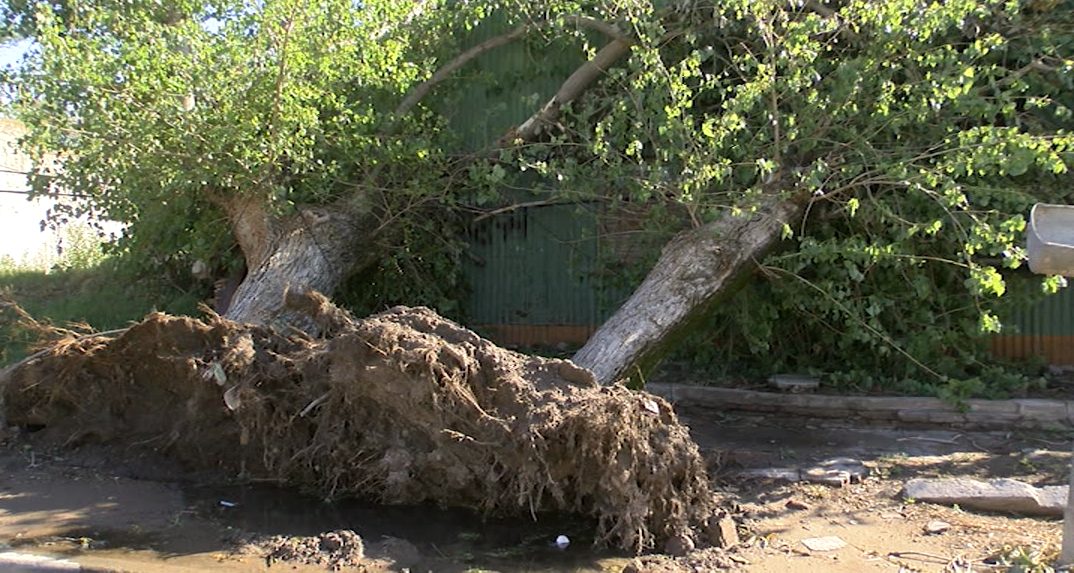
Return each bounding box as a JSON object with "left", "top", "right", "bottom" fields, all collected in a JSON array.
[
  {"left": 647, "top": 383, "right": 1074, "bottom": 430},
  {"left": 0, "top": 551, "right": 83, "bottom": 572}
]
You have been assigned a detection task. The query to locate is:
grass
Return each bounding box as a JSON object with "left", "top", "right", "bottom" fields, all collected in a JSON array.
[
  {"left": 995, "top": 544, "right": 1058, "bottom": 573},
  {"left": 1, "top": 250, "right": 204, "bottom": 366}
]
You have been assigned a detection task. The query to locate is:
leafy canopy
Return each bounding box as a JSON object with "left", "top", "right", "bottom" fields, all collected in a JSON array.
[
  {"left": 5, "top": 0, "right": 1074, "bottom": 393},
  {"left": 498, "top": 0, "right": 1074, "bottom": 392}
]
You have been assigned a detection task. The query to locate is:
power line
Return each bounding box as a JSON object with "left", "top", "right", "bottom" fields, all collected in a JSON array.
[
  {"left": 0, "top": 167, "right": 56, "bottom": 178},
  {"left": 0, "top": 188, "right": 89, "bottom": 198}
]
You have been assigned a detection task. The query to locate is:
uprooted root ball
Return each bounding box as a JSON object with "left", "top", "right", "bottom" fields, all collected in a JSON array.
[{"left": 1, "top": 293, "right": 718, "bottom": 552}]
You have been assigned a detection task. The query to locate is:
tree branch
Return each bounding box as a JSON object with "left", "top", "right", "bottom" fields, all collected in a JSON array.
[
  {"left": 506, "top": 38, "right": 634, "bottom": 145},
  {"left": 560, "top": 15, "right": 632, "bottom": 43},
  {"left": 393, "top": 24, "right": 533, "bottom": 119},
  {"left": 472, "top": 198, "right": 568, "bottom": 222},
  {"left": 995, "top": 59, "right": 1058, "bottom": 87},
  {"left": 803, "top": 0, "right": 857, "bottom": 43},
  {"left": 216, "top": 193, "right": 276, "bottom": 270},
  {"left": 393, "top": 16, "right": 631, "bottom": 122}
]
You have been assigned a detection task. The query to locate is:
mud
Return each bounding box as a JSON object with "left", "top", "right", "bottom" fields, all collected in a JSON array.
[
  {"left": 0, "top": 407, "right": 1066, "bottom": 572},
  {"left": 255, "top": 529, "right": 368, "bottom": 570},
  {"left": 0, "top": 292, "right": 718, "bottom": 552}
]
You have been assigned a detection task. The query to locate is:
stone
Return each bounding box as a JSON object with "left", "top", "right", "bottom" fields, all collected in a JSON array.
[
  {"left": 803, "top": 458, "right": 868, "bottom": 486},
  {"left": 663, "top": 532, "right": 695, "bottom": 556},
  {"left": 965, "top": 400, "right": 1020, "bottom": 415},
  {"left": 704, "top": 516, "right": 739, "bottom": 548},
  {"left": 768, "top": 374, "right": 820, "bottom": 392},
  {"left": 800, "top": 536, "right": 847, "bottom": 552},
  {"left": 1015, "top": 399, "right": 1068, "bottom": 421},
  {"left": 0, "top": 552, "right": 81, "bottom": 571},
  {"left": 1049, "top": 365, "right": 1074, "bottom": 376},
  {"left": 738, "top": 468, "right": 800, "bottom": 482},
  {"left": 904, "top": 478, "right": 1066, "bottom": 517},
  {"left": 786, "top": 499, "right": 811, "bottom": 511},
  {"left": 1040, "top": 486, "right": 1068, "bottom": 509},
  {"left": 920, "top": 411, "right": 970, "bottom": 424},
  {"left": 924, "top": 520, "right": 951, "bottom": 534},
  {"left": 738, "top": 458, "right": 867, "bottom": 486}
]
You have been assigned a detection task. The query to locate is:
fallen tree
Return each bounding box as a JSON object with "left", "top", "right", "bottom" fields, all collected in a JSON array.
[
  {"left": 10, "top": 0, "right": 1072, "bottom": 389},
  {"left": 0, "top": 292, "right": 719, "bottom": 552}
]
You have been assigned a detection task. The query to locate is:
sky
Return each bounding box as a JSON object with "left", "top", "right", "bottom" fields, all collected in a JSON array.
[
  {"left": 0, "top": 38, "right": 33, "bottom": 110},
  {"left": 0, "top": 38, "right": 31, "bottom": 71}
]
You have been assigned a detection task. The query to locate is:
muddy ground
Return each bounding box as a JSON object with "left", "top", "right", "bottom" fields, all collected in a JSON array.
[{"left": 0, "top": 406, "right": 1067, "bottom": 572}]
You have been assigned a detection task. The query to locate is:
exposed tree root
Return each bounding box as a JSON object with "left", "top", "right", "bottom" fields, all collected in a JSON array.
[{"left": 1, "top": 291, "right": 718, "bottom": 552}]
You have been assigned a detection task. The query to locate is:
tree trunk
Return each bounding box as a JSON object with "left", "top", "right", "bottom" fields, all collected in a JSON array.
[
  {"left": 572, "top": 195, "right": 806, "bottom": 386},
  {"left": 219, "top": 196, "right": 376, "bottom": 332},
  {"left": 206, "top": 28, "right": 634, "bottom": 334}
]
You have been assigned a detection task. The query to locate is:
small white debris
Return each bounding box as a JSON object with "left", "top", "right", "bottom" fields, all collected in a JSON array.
[
  {"left": 925, "top": 520, "right": 951, "bottom": 534},
  {"left": 641, "top": 399, "right": 660, "bottom": 415},
  {"left": 210, "top": 362, "right": 227, "bottom": 385},
  {"left": 219, "top": 500, "right": 238, "bottom": 508},
  {"left": 800, "top": 536, "right": 847, "bottom": 552},
  {"left": 555, "top": 535, "right": 570, "bottom": 549},
  {"left": 223, "top": 386, "right": 242, "bottom": 411}
]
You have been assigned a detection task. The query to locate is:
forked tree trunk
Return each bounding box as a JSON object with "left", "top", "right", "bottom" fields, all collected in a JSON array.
[
  {"left": 219, "top": 196, "right": 376, "bottom": 332},
  {"left": 209, "top": 30, "right": 633, "bottom": 334},
  {"left": 572, "top": 195, "right": 806, "bottom": 386}
]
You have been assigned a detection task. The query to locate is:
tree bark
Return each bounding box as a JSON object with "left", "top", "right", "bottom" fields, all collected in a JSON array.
[
  {"left": 219, "top": 196, "right": 376, "bottom": 332},
  {"left": 572, "top": 195, "right": 807, "bottom": 386}
]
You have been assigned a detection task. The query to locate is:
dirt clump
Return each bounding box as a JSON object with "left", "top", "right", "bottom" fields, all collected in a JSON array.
[
  {"left": 1, "top": 291, "right": 718, "bottom": 552},
  {"left": 257, "top": 529, "right": 368, "bottom": 571},
  {"left": 623, "top": 547, "right": 739, "bottom": 572}
]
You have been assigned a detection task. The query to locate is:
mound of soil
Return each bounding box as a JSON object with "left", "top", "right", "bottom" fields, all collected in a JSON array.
[
  {"left": 1, "top": 291, "right": 718, "bottom": 551},
  {"left": 260, "top": 529, "right": 367, "bottom": 571}
]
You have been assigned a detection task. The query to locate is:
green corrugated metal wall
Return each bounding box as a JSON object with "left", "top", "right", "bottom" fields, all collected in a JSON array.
[
  {"left": 443, "top": 18, "right": 584, "bottom": 153},
  {"left": 464, "top": 203, "right": 604, "bottom": 327},
  {"left": 992, "top": 285, "right": 1074, "bottom": 365},
  {"left": 440, "top": 18, "right": 611, "bottom": 331},
  {"left": 1006, "top": 286, "right": 1074, "bottom": 336}
]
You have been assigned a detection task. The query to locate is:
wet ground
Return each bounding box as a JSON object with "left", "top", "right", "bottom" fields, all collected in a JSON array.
[
  {"left": 0, "top": 407, "right": 1070, "bottom": 572},
  {"left": 0, "top": 454, "right": 627, "bottom": 572},
  {"left": 0, "top": 429, "right": 635, "bottom": 572}
]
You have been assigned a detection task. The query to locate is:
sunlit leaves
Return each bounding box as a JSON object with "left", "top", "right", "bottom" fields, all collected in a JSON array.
[{"left": 557, "top": 0, "right": 1074, "bottom": 390}]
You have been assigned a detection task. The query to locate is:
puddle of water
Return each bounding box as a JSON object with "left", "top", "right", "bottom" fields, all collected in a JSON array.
[
  {"left": 185, "top": 483, "right": 627, "bottom": 572},
  {"left": 9, "top": 482, "right": 629, "bottom": 572}
]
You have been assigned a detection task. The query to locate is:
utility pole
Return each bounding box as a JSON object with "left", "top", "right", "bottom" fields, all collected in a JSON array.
[{"left": 1026, "top": 203, "right": 1074, "bottom": 567}]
